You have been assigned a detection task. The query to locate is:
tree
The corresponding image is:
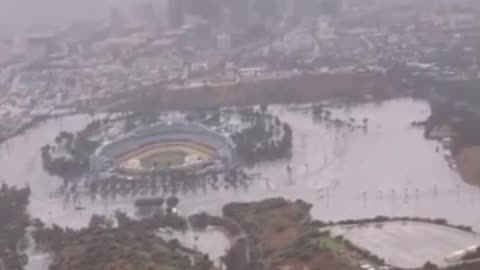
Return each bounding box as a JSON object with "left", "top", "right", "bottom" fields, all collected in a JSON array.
[
  {"left": 88, "top": 214, "right": 113, "bottom": 229},
  {"left": 115, "top": 210, "right": 133, "bottom": 228},
  {"left": 423, "top": 261, "right": 438, "bottom": 270},
  {"left": 141, "top": 112, "right": 157, "bottom": 125},
  {"left": 166, "top": 196, "right": 180, "bottom": 210},
  {"left": 167, "top": 239, "right": 180, "bottom": 251},
  {"left": 41, "top": 145, "right": 52, "bottom": 163}
]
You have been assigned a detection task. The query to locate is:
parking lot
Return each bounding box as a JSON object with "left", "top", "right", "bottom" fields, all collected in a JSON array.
[{"left": 330, "top": 222, "right": 480, "bottom": 269}]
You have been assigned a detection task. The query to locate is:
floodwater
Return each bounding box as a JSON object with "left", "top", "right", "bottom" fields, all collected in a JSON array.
[
  {"left": 2, "top": 98, "right": 480, "bottom": 267},
  {"left": 179, "top": 98, "right": 480, "bottom": 226},
  {"left": 329, "top": 222, "right": 480, "bottom": 268},
  {"left": 177, "top": 98, "right": 480, "bottom": 230}
]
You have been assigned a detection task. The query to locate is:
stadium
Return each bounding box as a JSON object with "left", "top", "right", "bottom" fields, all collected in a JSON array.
[{"left": 91, "top": 121, "right": 236, "bottom": 175}]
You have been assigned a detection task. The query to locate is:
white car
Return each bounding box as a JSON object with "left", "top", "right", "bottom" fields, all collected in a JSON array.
[{"left": 360, "top": 264, "right": 372, "bottom": 270}]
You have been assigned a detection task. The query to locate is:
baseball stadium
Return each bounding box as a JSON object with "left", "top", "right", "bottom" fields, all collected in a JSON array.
[{"left": 91, "top": 121, "right": 236, "bottom": 174}]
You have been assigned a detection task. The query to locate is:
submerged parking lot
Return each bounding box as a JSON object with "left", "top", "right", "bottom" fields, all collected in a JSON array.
[{"left": 330, "top": 221, "right": 480, "bottom": 269}]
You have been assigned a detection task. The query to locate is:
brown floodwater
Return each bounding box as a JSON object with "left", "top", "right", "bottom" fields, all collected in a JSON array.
[{"left": 2, "top": 98, "right": 480, "bottom": 269}]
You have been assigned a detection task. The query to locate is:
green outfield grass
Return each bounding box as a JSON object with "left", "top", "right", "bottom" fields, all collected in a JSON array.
[{"left": 140, "top": 150, "right": 187, "bottom": 169}]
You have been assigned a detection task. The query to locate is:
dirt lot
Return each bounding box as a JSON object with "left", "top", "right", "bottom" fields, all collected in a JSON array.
[
  {"left": 222, "top": 198, "right": 365, "bottom": 270},
  {"left": 455, "top": 146, "right": 480, "bottom": 186},
  {"left": 104, "top": 72, "right": 392, "bottom": 112}
]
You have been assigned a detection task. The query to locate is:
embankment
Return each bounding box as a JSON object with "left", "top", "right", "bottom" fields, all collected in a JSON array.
[{"left": 104, "top": 72, "right": 392, "bottom": 112}]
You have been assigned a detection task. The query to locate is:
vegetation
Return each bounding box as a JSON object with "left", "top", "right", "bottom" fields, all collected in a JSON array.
[
  {"left": 232, "top": 107, "right": 292, "bottom": 164},
  {"left": 0, "top": 184, "right": 31, "bottom": 270},
  {"left": 461, "top": 246, "right": 480, "bottom": 261},
  {"left": 34, "top": 210, "right": 188, "bottom": 248},
  {"left": 442, "top": 261, "right": 480, "bottom": 270},
  {"left": 33, "top": 211, "right": 212, "bottom": 270},
  {"left": 423, "top": 261, "right": 439, "bottom": 270},
  {"left": 427, "top": 86, "right": 480, "bottom": 153},
  {"left": 188, "top": 212, "right": 242, "bottom": 236},
  {"left": 422, "top": 257, "right": 480, "bottom": 270},
  {"left": 312, "top": 234, "right": 346, "bottom": 252},
  {"left": 41, "top": 120, "right": 104, "bottom": 180},
  {"left": 44, "top": 228, "right": 212, "bottom": 270},
  {"left": 222, "top": 198, "right": 361, "bottom": 270},
  {"left": 313, "top": 104, "right": 369, "bottom": 129}
]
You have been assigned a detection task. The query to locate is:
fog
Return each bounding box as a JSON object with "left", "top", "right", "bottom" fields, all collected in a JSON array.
[
  {"left": 2, "top": 0, "right": 480, "bottom": 269},
  {"left": 0, "top": 0, "right": 477, "bottom": 37},
  {"left": 0, "top": 0, "right": 137, "bottom": 36}
]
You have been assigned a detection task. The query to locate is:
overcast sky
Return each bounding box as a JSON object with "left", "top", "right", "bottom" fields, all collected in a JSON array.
[
  {"left": 0, "top": 0, "right": 138, "bottom": 37},
  {"left": 0, "top": 0, "right": 478, "bottom": 38}
]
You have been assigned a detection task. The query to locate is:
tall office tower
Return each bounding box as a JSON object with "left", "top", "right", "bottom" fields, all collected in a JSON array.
[{"left": 168, "top": 0, "right": 185, "bottom": 29}]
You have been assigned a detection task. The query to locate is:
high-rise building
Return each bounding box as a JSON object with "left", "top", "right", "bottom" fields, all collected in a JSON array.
[{"left": 168, "top": 0, "right": 185, "bottom": 29}]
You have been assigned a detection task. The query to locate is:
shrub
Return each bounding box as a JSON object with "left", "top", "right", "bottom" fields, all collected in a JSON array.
[{"left": 423, "top": 261, "right": 439, "bottom": 270}]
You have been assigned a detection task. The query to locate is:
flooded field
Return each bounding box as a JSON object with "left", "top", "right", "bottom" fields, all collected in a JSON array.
[
  {"left": 1, "top": 98, "right": 480, "bottom": 232},
  {"left": 329, "top": 222, "right": 480, "bottom": 268}
]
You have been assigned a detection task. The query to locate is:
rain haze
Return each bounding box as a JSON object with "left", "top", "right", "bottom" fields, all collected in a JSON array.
[{"left": 1, "top": 1, "right": 480, "bottom": 270}]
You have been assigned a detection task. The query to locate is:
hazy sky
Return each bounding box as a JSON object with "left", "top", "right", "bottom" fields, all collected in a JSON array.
[
  {"left": 0, "top": 0, "right": 478, "bottom": 38},
  {"left": 0, "top": 0, "right": 136, "bottom": 37}
]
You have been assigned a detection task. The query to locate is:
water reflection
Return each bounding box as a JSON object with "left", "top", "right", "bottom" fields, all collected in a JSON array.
[{"left": 1, "top": 98, "right": 479, "bottom": 232}]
